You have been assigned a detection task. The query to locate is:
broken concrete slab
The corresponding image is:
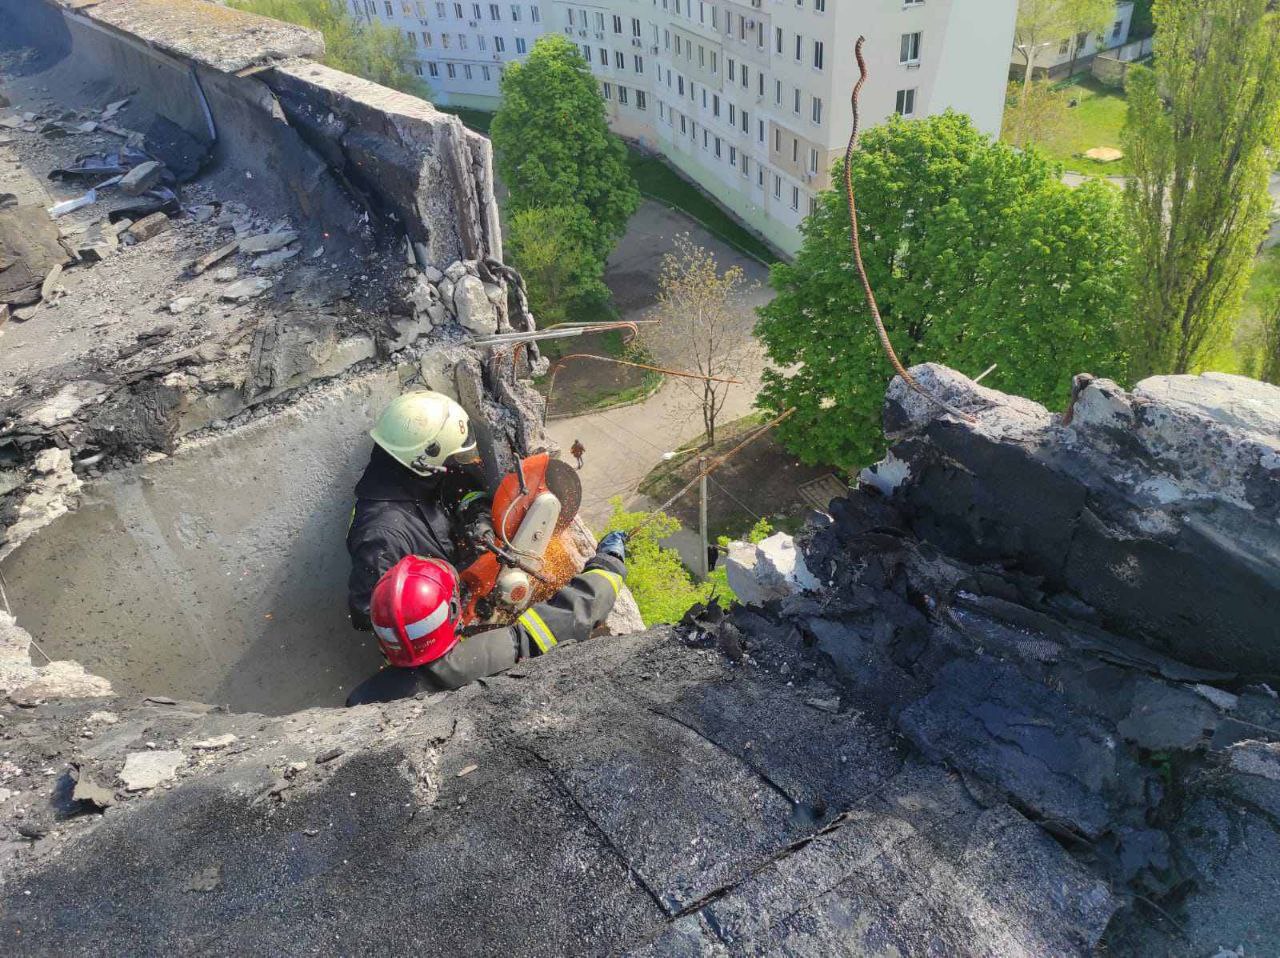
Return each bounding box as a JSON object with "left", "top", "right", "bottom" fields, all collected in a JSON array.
[
  {"left": 726, "top": 531, "right": 820, "bottom": 606},
  {"left": 118, "top": 750, "right": 185, "bottom": 791},
  {"left": 124, "top": 211, "right": 169, "bottom": 243},
  {"left": 218, "top": 276, "right": 271, "bottom": 302},
  {"left": 118, "top": 159, "right": 161, "bottom": 195},
  {"left": 238, "top": 229, "right": 297, "bottom": 254}
]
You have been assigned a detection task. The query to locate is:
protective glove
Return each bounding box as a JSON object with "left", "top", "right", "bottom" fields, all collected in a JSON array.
[{"left": 597, "top": 530, "right": 627, "bottom": 562}]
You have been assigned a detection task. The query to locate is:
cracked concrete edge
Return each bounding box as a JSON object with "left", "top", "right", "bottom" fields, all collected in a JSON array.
[
  {"left": 0, "top": 611, "right": 113, "bottom": 700},
  {"left": 49, "top": 0, "right": 324, "bottom": 74}
]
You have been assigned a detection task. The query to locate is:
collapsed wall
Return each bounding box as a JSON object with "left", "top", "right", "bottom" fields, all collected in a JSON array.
[{"left": 0, "top": 0, "right": 637, "bottom": 711}]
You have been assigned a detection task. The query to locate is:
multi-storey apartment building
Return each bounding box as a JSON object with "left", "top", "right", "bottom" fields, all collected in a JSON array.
[
  {"left": 349, "top": 0, "right": 546, "bottom": 107},
  {"left": 560, "top": 0, "right": 1016, "bottom": 253},
  {"left": 1011, "top": 1, "right": 1135, "bottom": 80},
  {"left": 354, "top": 0, "right": 1015, "bottom": 255}
]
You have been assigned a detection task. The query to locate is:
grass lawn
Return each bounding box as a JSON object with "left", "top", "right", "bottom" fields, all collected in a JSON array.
[
  {"left": 1017, "top": 76, "right": 1131, "bottom": 177},
  {"left": 626, "top": 152, "right": 779, "bottom": 264},
  {"left": 534, "top": 327, "right": 663, "bottom": 416}
]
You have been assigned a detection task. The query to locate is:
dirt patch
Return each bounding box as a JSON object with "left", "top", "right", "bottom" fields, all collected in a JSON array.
[
  {"left": 535, "top": 330, "right": 661, "bottom": 418},
  {"left": 640, "top": 419, "right": 844, "bottom": 539}
]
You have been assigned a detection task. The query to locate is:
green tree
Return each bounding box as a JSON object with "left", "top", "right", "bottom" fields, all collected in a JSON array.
[
  {"left": 491, "top": 35, "right": 640, "bottom": 263},
  {"left": 229, "top": 0, "right": 428, "bottom": 96},
  {"left": 1123, "top": 0, "right": 1280, "bottom": 377},
  {"left": 505, "top": 206, "right": 608, "bottom": 324},
  {"left": 756, "top": 112, "right": 1132, "bottom": 470},
  {"left": 599, "top": 500, "right": 727, "bottom": 625},
  {"left": 1013, "top": 0, "right": 1115, "bottom": 97},
  {"left": 1002, "top": 79, "right": 1070, "bottom": 149}
]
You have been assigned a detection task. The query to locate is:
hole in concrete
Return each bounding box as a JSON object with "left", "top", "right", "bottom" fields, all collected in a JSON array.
[{"left": 1, "top": 373, "right": 400, "bottom": 715}]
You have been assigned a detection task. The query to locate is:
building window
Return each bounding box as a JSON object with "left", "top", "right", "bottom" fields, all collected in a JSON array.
[
  {"left": 384, "top": 0, "right": 393, "bottom": 15},
  {"left": 711, "top": 4, "right": 718, "bottom": 28},
  {"left": 758, "top": 118, "right": 764, "bottom": 143},
  {"left": 603, "top": 82, "right": 613, "bottom": 99},
  {"left": 1058, "top": 37, "right": 1070, "bottom": 55},
  {"left": 792, "top": 137, "right": 798, "bottom": 162},
  {"left": 415, "top": 0, "right": 426, "bottom": 13},
  {"left": 809, "top": 195, "right": 818, "bottom": 215},
  {"left": 595, "top": 11, "right": 605, "bottom": 30},
  {"left": 794, "top": 34, "right": 802, "bottom": 61},
  {"left": 811, "top": 96, "right": 822, "bottom": 124},
  {"left": 413, "top": 63, "right": 423, "bottom": 75},
  {"left": 729, "top": 103, "right": 736, "bottom": 124},
  {"left": 581, "top": 43, "right": 590, "bottom": 59},
  {"left": 714, "top": 136, "right": 721, "bottom": 158},
  {"left": 635, "top": 55, "right": 644, "bottom": 72},
  {"left": 436, "top": 1, "right": 446, "bottom": 14},
  {"left": 713, "top": 93, "right": 720, "bottom": 116},
  {"left": 599, "top": 48, "right": 607, "bottom": 66},
  {"left": 678, "top": 75, "right": 685, "bottom": 95},
  {"left": 757, "top": 167, "right": 764, "bottom": 187},
  {"left": 531, "top": 4, "right": 540, "bottom": 21},
  {"left": 680, "top": 114, "right": 688, "bottom": 134},
  {"left": 510, "top": 3, "right": 520, "bottom": 17},
  {"left": 741, "top": 65, "right": 748, "bottom": 88},
  {"left": 458, "top": 34, "right": 467, "bottom": 48},
  {"left": 423, "top": 31, "right": 432, "bottom": 45},
  {"left": 774, "top": 174, "right": 781, "bottom": 199},
  {"left": 703, "top": 128, "right": 709, "bottom": 149},
  {"left": 612, "top": 13, "right": 622, "bottom": 32},
  {"left": 813, "top": 40, "right": 823, "bottom": 70},
  {"left": 664, "top": 29, "right": 670, "bottom": 49},
  {"left": 516, "top": 36, "right": 527, "bottom": 53},
  {"left": 464, "top": 64, "right": 473, "bottom": 78},
  {"left": 741, "top": 153, "right": 749, "bottom": 176},
  {"left": 895, "top": 88, "right": 916, "bottom": 116},
  {"left": 809, "top": 147, "right": 818, "bottom": 173},
  {"left": 494, "top": 34, "right": 505, "bottom": 51},
  {"left": 774, "top": 128, "right": 780, "bottom": 151},
  {"left": 791, "top": 186, "right": 800, "bottom": 210},
  {"left": 453, "top": 2, "right": 461, "bottom": 16},
  {"left": 814, "top": 0, "right": 824, "bottom": 10},
  {"left": 446, "top": 62, "right": 456, "bottom": 77},
  {"left": 632, "top": 16, "right": 641, "bottom": 36},
  {"left": 441, "top": 32, "right": 450, "bottom": 47},
  {"left": 711, "top": 51, "right": 717, "bottom": 73},
  {"left": 728, "top": 58, "right": 735, "bottom": 81},
  {"left": 741, "top": 110, "right": 748, "bottom": 133},
  {"left": 775, "top": 26, "right": 783, "bottom": 54},
  {"left": 1112, "top": 19, "right": 1122, "bottom": 40},
  {"left": 793, "top": 87, "right": 801, "bottom": 114},
  {"left": 638, "top": 90, "right": 647, "bottom": 110},
  {"left": 429, "top": 61, "right": 439, "bottom": 76},
  {"left": 407, "top": 31, "right": 417, "bottom": 46},
  {"left": 729, "top": 145, "right": 737, "bottom": 165},
  {"left": 482, "top": 64, "right": 491, "bottom": 80},
  {"left": 616, "top": 50, "right": 625, "bottom": 68},
  {"left": 900, "top": 31, "right": 922, "bottom": 64},
  {"left": 478, "top": 34, "right": 486, "bottom": 49},
  {"left": 619, "top": 86, "right": 629, "bottom": 104},
  {"left": 757, "top": 72, "right": 764, "bottom": 97}
]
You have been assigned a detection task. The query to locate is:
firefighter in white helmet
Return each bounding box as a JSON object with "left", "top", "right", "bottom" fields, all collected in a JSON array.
[{"left": 346, "top": 391, "right": 493, "bottom": 631}]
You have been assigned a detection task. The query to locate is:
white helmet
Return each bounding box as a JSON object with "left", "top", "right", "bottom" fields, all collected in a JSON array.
[{"left": 370, "top": 390, "right": 476, "bottom": 476}]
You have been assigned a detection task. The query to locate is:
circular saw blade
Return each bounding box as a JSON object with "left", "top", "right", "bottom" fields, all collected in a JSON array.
[{"left": 544, "top": 458, "right": 582, "bottom": 533}]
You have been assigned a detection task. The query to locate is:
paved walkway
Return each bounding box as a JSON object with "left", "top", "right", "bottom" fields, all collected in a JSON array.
[{"left": 548, "top": 200, "right": 773, "bottom": 531}]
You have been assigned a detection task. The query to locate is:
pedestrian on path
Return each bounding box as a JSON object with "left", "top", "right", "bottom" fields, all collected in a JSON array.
[{"left": 571, "top": 439, "right": 586, "bottom": 470}]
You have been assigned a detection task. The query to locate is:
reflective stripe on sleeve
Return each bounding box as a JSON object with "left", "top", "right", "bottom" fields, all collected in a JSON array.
[
  {"left": 584, "top": 568, "right": 623, "bottom": 597},
  {"left": 518, "top": 608, "right": 558, "bottom": 653},
  {"left": 460, "top": 491, "right": 486, "bottom": 508}
]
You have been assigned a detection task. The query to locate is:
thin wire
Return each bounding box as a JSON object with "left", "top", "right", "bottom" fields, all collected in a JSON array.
[
  {"left": 0, "top": 568, "right": 52, "bottom": 664},
  {"left": 847, "top": 36, "right": 974, "bottom": 424},
  {"left": 709, "top": 474, "right": 762, "bottom": 521}
]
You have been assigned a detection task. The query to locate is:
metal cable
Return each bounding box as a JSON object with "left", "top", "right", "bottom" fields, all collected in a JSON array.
[{"left": 846, "top": 36, "right": 974, "bottom": 423}]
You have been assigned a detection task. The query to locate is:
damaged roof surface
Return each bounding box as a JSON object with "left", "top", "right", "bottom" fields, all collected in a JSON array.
[{"left": 0, "top": 629, "right": 1113, "bottom": 955}]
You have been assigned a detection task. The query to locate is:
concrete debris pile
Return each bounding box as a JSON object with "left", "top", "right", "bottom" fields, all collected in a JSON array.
[
  {"left": 725, "top": 365, "right": 1280, "bottom": 953},
  {"left": 0, "top": 0, "right": 521, "bottom": 565}
]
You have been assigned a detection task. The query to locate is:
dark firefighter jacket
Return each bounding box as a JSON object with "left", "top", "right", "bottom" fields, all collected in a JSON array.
[
  {"left": 345, "top": 552, "right": 626, "bottom": 706},
  {"left": 346, "top": 446, "right": 491, "bottom": 630}
]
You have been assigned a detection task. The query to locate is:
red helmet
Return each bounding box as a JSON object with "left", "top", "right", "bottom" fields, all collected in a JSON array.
[{"left": 370, "top": 556, "right": 462, "bottom": 667}]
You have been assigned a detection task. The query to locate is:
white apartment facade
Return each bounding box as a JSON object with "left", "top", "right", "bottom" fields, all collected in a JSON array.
[
  {"left": 353, "top": 0, "right": 1016, "bottom": 255},
  {"left": 349, "top": 0, "right": 546, "bottom": 106},
  {"left": 561, "top": 0, "right": 1016, "bottom": 252},
  {"left": 1011, "top": 0, "right": 1135, "bottom": 80}
]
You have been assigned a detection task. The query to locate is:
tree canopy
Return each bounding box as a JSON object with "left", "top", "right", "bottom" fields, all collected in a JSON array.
[
  {"left": 1013, "top": 0, "right": 1115, "bottom": 93},
  {"left": 1123, "top": 0, "right": 1280, "bottom": 377},
  {"left": 229, "top": 0, "right": 427, "bottom": 96},
  {"left": 491, "top": 35, "right": 639, "bottom": 263},
  {"left": 756, "top": 112, "right": 1132, "bottom": 470}
]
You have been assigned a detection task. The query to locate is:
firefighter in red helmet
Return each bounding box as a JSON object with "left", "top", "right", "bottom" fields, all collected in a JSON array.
[{"left": 345, "top": 532, "right": 628, "bottom": 705}]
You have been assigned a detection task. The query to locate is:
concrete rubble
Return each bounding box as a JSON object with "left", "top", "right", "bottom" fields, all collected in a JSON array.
[{"left": 0, "top": 366, "right": 1275, "bottom": 953}]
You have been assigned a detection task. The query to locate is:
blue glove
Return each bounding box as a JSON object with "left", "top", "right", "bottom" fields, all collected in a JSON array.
[{"left": 597, "top": 531, "right": 627, "bottom": 562}]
